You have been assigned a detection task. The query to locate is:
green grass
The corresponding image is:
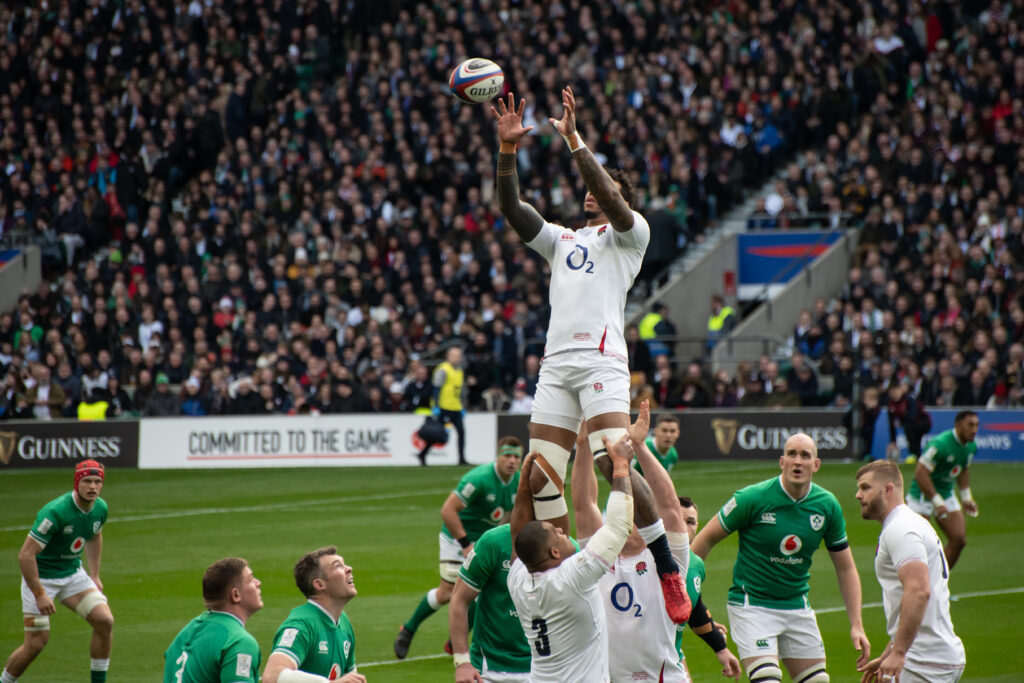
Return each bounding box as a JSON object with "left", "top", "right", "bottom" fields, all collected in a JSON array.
[{"left": 2, "top": 461, "right": 1023, "bottom": 681}]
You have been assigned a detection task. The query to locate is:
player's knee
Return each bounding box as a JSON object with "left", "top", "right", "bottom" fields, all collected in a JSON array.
[
  {"left": 75, "top": 591, "right": 109, "bottom": 620},
  {"left": 529, "top": 439, "right": 570, "bottom": 520},
  {"left": 90, "top": 608, "right": 114, "bottom": 634},
  {"left": 792, "top": 663, "right": 828, "bottom": 683},
  {"left": 746, "top": 657, "right": 783, "bottom": 683}
]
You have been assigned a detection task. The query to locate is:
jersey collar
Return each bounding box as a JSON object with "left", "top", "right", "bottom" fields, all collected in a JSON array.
[
  {"left": 493, "top": 462, "right": 514, "bottom": 485},
  {"left": 208, "top": 610, "right": 245, "bottom": 627},
  {"left": 952, "top": 429, "right": 966, "bottom": 446},
  {"left": 71, "top": 490, "right": 93, "bottom": 514},
  {"left": 777, "top": 475, "right": 811, "bottom": 503},
  {"left": 307, "top": 598, "right": 340, "bottom": 626}
]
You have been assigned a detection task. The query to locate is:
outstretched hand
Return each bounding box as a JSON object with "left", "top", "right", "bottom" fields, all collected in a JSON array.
[
  {"left": 628, "top": 399, "right": 651, "bottom": 446},
  {"left": 491, "top": 93, "right": 534, "bottom": 145},
  {"left": 548, "top": 86, "right": 578, "bottom": 139}
]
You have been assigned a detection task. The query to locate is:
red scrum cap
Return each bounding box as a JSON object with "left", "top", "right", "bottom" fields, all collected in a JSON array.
[{"left": 74, "top": 460, "right": 105, "bottom": 488}]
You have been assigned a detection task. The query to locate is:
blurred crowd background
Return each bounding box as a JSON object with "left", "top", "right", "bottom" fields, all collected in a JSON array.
[{"left": 1, "top": 0, "right": 1022, "bottom": 422}]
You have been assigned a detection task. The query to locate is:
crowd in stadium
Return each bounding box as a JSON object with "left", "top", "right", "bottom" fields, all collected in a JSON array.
[{"left": 0, "top": 0, "right": 1022, "bottom": 420}]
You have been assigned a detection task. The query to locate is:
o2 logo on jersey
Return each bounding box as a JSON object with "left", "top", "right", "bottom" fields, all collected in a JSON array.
[
  {"left": 565, "top": 245, "right": 594, "bottom": 273},
  {"left": 779, "top": 534, "right": 803, "bottom": 556},
  {"left": 70, "top": 537, "right": 86, "bottom": 553},
  {"left": 950, "top": 465, "right": 963, "bottom": 477}
]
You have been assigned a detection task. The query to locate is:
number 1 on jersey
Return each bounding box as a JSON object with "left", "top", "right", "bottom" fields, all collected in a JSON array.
[{"left": 174, "top": 651, "right": 189, "bottom": 683}]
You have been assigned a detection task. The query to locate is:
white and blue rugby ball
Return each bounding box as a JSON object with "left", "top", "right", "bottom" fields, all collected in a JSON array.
[{"left": 449, "top": 58, "right": 505, "bottom": 104}]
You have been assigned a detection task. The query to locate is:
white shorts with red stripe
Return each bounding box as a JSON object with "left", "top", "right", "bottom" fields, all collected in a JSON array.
[{"left": 531, "top": 350, "right": 631, "bottom": 431}]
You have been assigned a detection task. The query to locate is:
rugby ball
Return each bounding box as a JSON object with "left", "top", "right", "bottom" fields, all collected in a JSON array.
[{"left": 449, "top": 58, "right": 505, "bottom": 104}]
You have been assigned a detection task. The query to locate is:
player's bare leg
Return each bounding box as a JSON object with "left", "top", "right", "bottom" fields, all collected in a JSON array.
[
  {"left": 587, "top": 411, "right": 689, "bottom": 623},
  {"left": 527, "top": 422, "right": 576, "bottom": 534},
  {"left": 65, "top": 589, "right": 113, "bottom": 683},
  {"left": 783, "top": 657, "right": 828, "bottom": 683},
  {"left": 3, "top": 627, "right": 48, "bottom": 678},
  {"left": 936, "top": 510, "right": 967, "bottom": 569}
]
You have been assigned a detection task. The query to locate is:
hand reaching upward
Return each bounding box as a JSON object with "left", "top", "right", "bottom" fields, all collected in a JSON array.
[
  {"left": 548, "top": 86, "right": 578, "bottom": 141},
  {"left": 491, "top": 93, "right": 534, "bottom": 145}
]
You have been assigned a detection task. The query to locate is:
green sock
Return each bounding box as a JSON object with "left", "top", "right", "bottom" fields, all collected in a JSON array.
[
  {"left": 467, "top": 599, "right": 477, "bottom": 632},
  {"left": 404, "top": 592, "right": 439, "bottom": 633},
  {"left": 91, "top": 670, "right": 108, "bottom": 683}
]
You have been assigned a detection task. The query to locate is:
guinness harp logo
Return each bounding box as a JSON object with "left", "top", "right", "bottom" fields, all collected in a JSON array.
[
  {"left": 711, "top": 419, "right": 738, "bottom": 455},
  {"left": 0, "top": 431, "right": 18, "bottom": 465}
]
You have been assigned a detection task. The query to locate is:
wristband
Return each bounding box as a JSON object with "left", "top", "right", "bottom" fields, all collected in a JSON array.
[
  {"left": 612, "top": 465, "right": 630, "bottom": 479},
  {"left": 453, "top": 652, "right": 471, "bottom": 667},
  {"left": 931, "top": 493, "right": 945, "bottom": 508},
  {"left": 960, "top": 487, "right": 973, "bottom": 502},
  {"left": 457, "top": 536, "right": 472, "bottom": 549},
  {"left": 699, "top": 623, "right": 729, "bottom": 652},
  {"left": 560, "top": 130, "right": 586, "bottom": 153}
]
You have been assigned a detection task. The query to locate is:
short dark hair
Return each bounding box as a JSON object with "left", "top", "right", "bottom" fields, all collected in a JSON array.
[
  {"left": 954, "top": 410, "right": 978, "bottom": 424},
  {"left": 294, "top": 545, "right": 338, "bottom": 598},
  {"left": 855, "top": 460, "right": 903, "bottom": 488},
  {"left": 607, "top": 169, "right": 636, "bottom": 209},
  {"left": 655, "top": 414, "right": 679, "bottom": 427},
  {"left": 202, "top": 558, "right": 248, "bottom": 605},
  {"left": 515, "top": 521, "right": 553, "bottom": 571},
  {"left": 677, "top": 496, "right": 696, "bottom": 510}
]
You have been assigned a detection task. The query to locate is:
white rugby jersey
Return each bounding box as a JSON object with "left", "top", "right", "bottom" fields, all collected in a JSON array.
[
  {"left": 875, "top": 505, "right": 965, "bottom": 671},
  {"left": 507, "top": 548, "right": 612, "bottom": 683},
  {"left": 527, "top": 212, "right": 650, "bottom": 360},
  {"left": 598, "top": 539, "right": 689, "bottom": 682}
]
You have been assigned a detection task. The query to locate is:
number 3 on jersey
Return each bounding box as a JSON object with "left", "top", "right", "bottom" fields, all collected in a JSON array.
[
  {"left": 566, "top": 245, "right": 594, "bottom": 273},
  {"left": 531, "top": 617, "right": 551, "bottom": 656}
]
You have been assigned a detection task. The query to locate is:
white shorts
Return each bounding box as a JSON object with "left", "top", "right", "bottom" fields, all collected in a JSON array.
[
  {"left": 439, "top": 532, "right": 464, "bottom": 584},
  {"left": 531, "top": 351, "right": 630, "bottom": 431},
  {"left": 727, "top": 603, "right": 825, "bottom": 661},
  {"left": 905, "top": 492, "right": 961, "bottom": 516},
  {"left": 480, "top": 661, "right": 530, "bottom": 683},
  {"left": 21, "top": 568, "right": 98, "bottom": 616},
  {"left": 901, "top": 663, "right": 964, "bottom": 683}
]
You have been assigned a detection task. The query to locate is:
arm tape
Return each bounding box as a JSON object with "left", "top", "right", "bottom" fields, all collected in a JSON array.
[
  {"left": 457, "top": 536, "right": 472, "bottom": 549},
  {"left": 278, "top": 669, "right": 330, "bottom": 683},
  {"left": 587, "top": 490, "right": 633, "bottom": 565},
  {"left": 699, "top": 624, "right": 728, "bottom": 652}
]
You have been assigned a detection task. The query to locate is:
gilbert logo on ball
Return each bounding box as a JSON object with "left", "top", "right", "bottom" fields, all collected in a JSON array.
[{"left": 449, "top": 58, "right": 504, "bottom": 104}]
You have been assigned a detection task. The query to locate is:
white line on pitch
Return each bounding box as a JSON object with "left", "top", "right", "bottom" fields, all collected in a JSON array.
[
  {"left": 816, "top": 586, "right": 1024, "bottom": 614},
  {"left": 360, "top": 653, "right": 450, "bottom": 668},
  {"left": 0, "top": 489, "right": 452, "bottom": 532}
]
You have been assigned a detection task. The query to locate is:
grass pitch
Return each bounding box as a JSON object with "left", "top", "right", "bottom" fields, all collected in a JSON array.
[{"left": 2, "top": 460, "right": 1023, "bottom": 682}]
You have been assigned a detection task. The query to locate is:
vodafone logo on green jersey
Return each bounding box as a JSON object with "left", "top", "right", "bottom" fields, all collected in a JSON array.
[
  {"left": 70, "top": 537, "right": 86, "bottom": 553},
  {"left": 779, "top": 534, "right": 803, "bottom": 556}
]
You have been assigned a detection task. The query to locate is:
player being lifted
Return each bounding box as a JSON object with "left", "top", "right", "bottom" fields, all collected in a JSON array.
[
  {"left": 905, "top": 410, "right": 979, "bottom": 570},
  {"left": 493, "top": 87, "right": 688, "bottom": 623},
  {"left": 692, "top": 433, "right": 869, "bottom": 683}
]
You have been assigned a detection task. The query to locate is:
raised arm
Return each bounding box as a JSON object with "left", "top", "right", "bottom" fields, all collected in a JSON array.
[
  {"left": 630, "top": 401, "right": 683, "bottom": 534},
  {"left": 549, "top": 86, "right": 634, "bottom": 232},
  {"left": 509, "top": 454, "right": 537, "bottom": 562},
  {"left": 571, "top": 421, "right": 602, "bottom": 540},
  {"left": 492, "top": 94, "right": 545, "bottom": 242}
]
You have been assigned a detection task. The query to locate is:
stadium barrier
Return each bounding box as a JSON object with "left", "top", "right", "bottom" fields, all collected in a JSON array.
[
  {"left": 137, "top": 414, "right": 498, "bottom": 469},
  {"left": 499, "top": 408, "right": 853, "bottom": 460},
  {"left": 0, "top": 419, "right": 140, "bottom": 470},
  {"left": 871, "top": 409, "right": 1024, "bottom": 462}
]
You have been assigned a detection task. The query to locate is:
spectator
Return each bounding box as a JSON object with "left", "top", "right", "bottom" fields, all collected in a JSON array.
[
  {"left": 144, "top": 373, "right": 181, "bottom": 417},
  {"left": 706, "top": 294, "right": 737, "bottom": 354},
  {"left": 24, "top": 365, "right": 65, "bottom": 420}
]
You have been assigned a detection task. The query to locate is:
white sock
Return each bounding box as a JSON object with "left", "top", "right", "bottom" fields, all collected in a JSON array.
[
  {"left": 90, "top": 658, "right": 110, "bottom": 672},
  {"left": 426, "top": 588, "right": 441, "bottom": 610},
  {"left": 2, "top": 669, "right": 20, "bottom": 683},
  {"left": 638, "top": 519, "right": 666, "bottom": 544}
]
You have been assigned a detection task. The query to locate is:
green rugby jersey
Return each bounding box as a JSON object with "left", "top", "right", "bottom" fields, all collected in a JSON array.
[
  {"left": 28, "top": 491, "right": 108, "bottom": 579},
  {"left": 270, "top": 601, "right": 356, "bottom": 679},
  {"left": 163, "top": 611, "right": 260, "bottom": 683},
  {"left": 675, "top": 550, "right": 706, "bottom": 659},
  {"left": 718, "top": 476, "right": 848, "bottom": 609},
  {"left": 909, "top": 429, "right": 976, "bottom": 499},
  {"left": 634, "top": 437, "right": 679, "bottom": 474},
  {"left": 441, "top": 463, "right": 519, "bottom": 542}
]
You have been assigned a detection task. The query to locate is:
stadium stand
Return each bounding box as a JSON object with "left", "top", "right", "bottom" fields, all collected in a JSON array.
[{"left": 1, "top": 0, "right": 1020, "bottom": 419}]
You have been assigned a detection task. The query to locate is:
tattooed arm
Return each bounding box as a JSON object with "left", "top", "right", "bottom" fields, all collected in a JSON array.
[
  {"left": 492, "top": 94, "right": 545, "bottom": 242},
  {"left": 550, "top": 86, "right": 634, "bottom": 232}
]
